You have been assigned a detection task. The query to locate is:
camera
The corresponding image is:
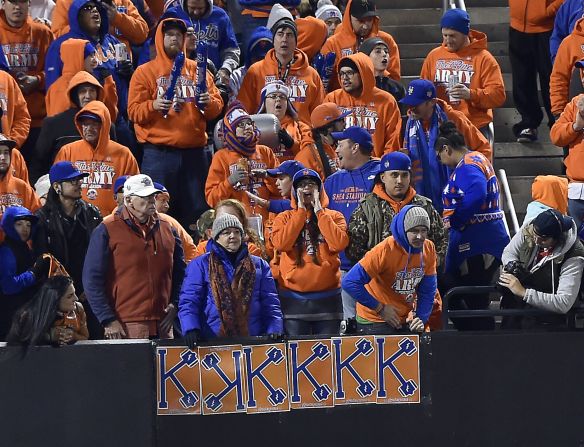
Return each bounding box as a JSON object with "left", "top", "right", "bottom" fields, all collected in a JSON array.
[{"left": 502, "top": 260, "right": 527, "bottom": 279}]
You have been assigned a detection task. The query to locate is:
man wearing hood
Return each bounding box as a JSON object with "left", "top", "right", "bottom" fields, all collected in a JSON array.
[
  {"left": 129, "top": 17, "right": 223, "bottom": 228},
  {"left": 0, "top": 0, "right": 53, "bottom": 160},
  {"left": 321, "top": 0, "right": 400, "bottom": 92},
  {"left": 54, "top": 100, "right": 139, "bottom": 217},
  {"left": 238, "top": 4, "right": 325, "bottom": 126},
  {"left": 324, "top": 53, "right": 402, "bottom": 157},
  {"left": 342, "top": 205, "right": 439, "bottom": 334},
  {"left": 420, "top": 9, "right": 505, "bottom": 146}
]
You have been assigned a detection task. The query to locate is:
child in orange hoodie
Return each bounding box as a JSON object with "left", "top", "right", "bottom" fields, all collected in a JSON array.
[
  {"left": 54, "top": 100, "right": 139, "bottom": 217},
  {"left": 271, "top": 168, "right": 348, "bottom": 335},
  {"left": 522, "top": 175, "right": 568, "bottom": 226}
]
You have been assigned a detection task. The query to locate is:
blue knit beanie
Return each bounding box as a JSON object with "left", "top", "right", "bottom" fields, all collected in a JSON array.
[
  {"left": 440, "top": 8, "right": 470, "bottom": 35},
  {"left": 84, "top": 42, "right": 97, "bottom": 59}
]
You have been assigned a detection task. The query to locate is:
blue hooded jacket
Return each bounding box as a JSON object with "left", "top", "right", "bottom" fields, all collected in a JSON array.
[
  {"left": 550, "top": 0, "right": 584, "bottom": 62},
  {"left": 178, "top": 239, "right": 283, "bottom": 338},
  {"left": 341, "top": 205, "right": 437, "bottom": 323},
  {"left": 0, "top": 206, "right": 37, "bottom": 295},
  {"left": 44, "top": 0, "right": 128, "bottom": 117}
]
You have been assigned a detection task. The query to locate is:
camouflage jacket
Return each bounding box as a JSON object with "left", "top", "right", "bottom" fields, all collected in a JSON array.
[{"left": 346, "top": 192, "right": 448, "bottom": 264}]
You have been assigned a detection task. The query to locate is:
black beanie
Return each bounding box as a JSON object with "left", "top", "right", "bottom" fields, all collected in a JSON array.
[{"left": 532, "top": 209, "right": 573, "bottom": 238}]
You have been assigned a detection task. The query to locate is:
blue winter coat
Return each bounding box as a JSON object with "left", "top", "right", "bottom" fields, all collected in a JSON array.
[
  {"left": 550, "top": 0, "right": 584, "bottom": 62},
  {"left": 178, "top": 240, "right": 283, "bottom": 338}
]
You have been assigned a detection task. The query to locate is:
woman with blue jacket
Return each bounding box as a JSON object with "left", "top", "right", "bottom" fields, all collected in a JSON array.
[{"left": 179, "top": 213, "right": 283, "bottom": 348}]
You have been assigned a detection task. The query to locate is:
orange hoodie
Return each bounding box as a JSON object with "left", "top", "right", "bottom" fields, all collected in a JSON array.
[
  {"left": 128, "top": 18, "right": 223, "bottom": 148},
  {"left": 0, "top": 168, "right": 40, "bottom": 241},
  {"left": 11, "top": 148, "right": 28, "bottom": 183},
  {"left": 550, "top": 94, "right": 584, "bottom": 182},
  {"left": 238, "top": 48, "right": 325, "bottom": 126},
  {"left": 321, "top": 0, "right": 400, "bottom": 91},
  {"left": 0, "top": 70, "right": 31, "bottom": 148},
  {"left": 296, "top": 16, "right": 328, "bottom": 62},
  {"left": 509, "top": 0, "right": 564, "bottom": 33},
  {"left": 205, "top": 145, "right": 280, "bottom": 221},
  {"left": 158, "top": 212, "right": 196, "bottom": 262},
  {"left": 276, "top": 115, "right": 313, "bottom": 162},
  {"left": 324, "top": 53, "right": 402, "bottom": 157},
  {"left": 0, "top": 12, "right": 53, "bottom": 128},
  {"left": 294, "top": 140, "right": 339, "bottom": 180},
  {"left": 52, "top": 0, "right": 148, "bottom": 52},
  {"left": 271, "top": 187, "right": 348, "bottom": 292},
  {"left": 550, "top": 18, "right": 584, "bottom": 116},
  {"left": 420, "top": 29, "right": 506, "bottom": 130},
  {"left": 531, "top": 175, "right": 568, "bottom": 215},
  {"left": 54, "top": 100, "right": 139, "bottom": 216},
  {"left": 46, "top": 40, "right": 118, "bottom": 121}
]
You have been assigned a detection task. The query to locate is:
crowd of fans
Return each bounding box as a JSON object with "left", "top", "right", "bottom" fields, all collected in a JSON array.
[{"left": 0, "top": 0, "right": 583, "bottom": 349}]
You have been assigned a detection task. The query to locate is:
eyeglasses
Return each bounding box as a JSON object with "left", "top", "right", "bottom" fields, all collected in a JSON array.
[
  {"left": 80, "top": 4, "right": 98, "bottom": 12},
  {"left": 339, "top": 70, "right": 357, "bottom": 79},
  {"left": 266, "top": 94, "right": 286, "bottom": 101}
]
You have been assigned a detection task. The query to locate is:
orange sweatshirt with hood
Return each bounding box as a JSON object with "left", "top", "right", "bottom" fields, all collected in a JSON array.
[
  {"left": 128, "top": 18, "right": 223, "bottom": 149},
  {"left": 321, "top": 0, "right": 400, "bottom": 91},
  {"left": 509, "top": 0, "right": 564, "bottom": 33},
  {"left": 276, "top": 115, "right": 313, "bottom": 162},
  {"left": 294, "top": 140, "right": 339, "bottom": 180},
  {"left": 46, "top": 39, "right": 118, "bottom": 120},
  {"left": 238, "top": 48, "right": 325, "bottom": 126},
  {"left": 550, "top": 17, "right": 584, "bottom": 116},
  {"left": 420, "top": 29, "right": 506, "bottom": 130},
  {"left": 0, "top": 70, "right": 31, "bottom": 148},
  {"left": 54, "top": 100, "right": 139, "bottom": 216},
  {"left": 531, "top": 175, "right": 568, "bottom": 215},
  {"left": 0, "top": 12, "right": 53, "bottom": 128},
  {"left": 324, "top": 53, "right": 402, "bottom": 157},
  {"left": 271, "top": 186, "right": 348, "bottom": 292},
  {"left": 550, "top": 94, "right": 584, "bottom": 182},
  {"left": 0, "top": 167, "right": 40, "bottom": 241},
  {"left": 296, "top": 16, "right": 328, "bottom": 62},
  {"left": 11, "top": 148, "right": 28, "bottom": 183}
]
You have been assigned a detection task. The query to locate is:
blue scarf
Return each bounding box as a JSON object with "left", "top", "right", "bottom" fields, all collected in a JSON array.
[{"left": 404, "top": 104, "right": 449, "bottom": 214}]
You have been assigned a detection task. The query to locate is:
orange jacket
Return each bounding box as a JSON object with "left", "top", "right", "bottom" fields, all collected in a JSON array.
[
  {"left": 509, "top": 0, "right": 564, "bottom": 33},
  {"left": 54, "top": 101, "right": 139, "bottom": 216},
  {"left": 0, "top": 169, "right": 40, "bottom": 241},
  {"left": 356, "top": 236, "right": 438, "bottom": 324},
  {"left": 295, "top": 140, "right": 339, "bottom": 180},
  {"left": 420, "top": 30, "right": 506, "bottom": 130},
  {"left": 276, "top": 115, "right": 313, "bottom": 163},
  {"left": 531, "top": 175, "right": 568, "bottom": 215},
  {"left": 324, "top": 53, "right": 402, "bottom": 157},
  {"left": 11, "top": 148, "right": 29, "bottom": 184},
  {"left": 271, "top": 189, "right": 348, "bottom": 292},
  {"left": 550, "top": 94, "right": 584, "bottom": 182},
  {"left": 550, "top": 17, "right": 584, "bottom": 115},
  {"left": 52, "top": 0, "right": 148, "bottom": 51},
  {"left": 205, "top": 145, "right": 280, "bottom": 221},
  {"left": 296, "top": 16, "right": 329, "bottom": 62},
  {"left": 159, "top": 212, "right": 196, "bottom": 263},
  {"left": 46, "top": 40, "right": 118, "bottom": 121},
  {"left": 238, "top": 48, "right": 325, "bottom": 126},
  {"left": 321, "top": 0, "right": 400, "bottom": 91},
  {"left": 128, "top": 18, "right": 223, "bottom": 148},
  {"left": 0, "top": 12, "right": 53, "bottom": 128},
  {"left": 0, "top": 70, "right": 31, "bottom": 148}
]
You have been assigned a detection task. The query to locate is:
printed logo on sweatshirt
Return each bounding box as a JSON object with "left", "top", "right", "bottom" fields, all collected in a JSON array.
[
  {"left": 341, "top": 48, "right": 353, "bottom": 57},
  {"left": 392, "top": 267, "right": 424, "bottom": 302},
  {"left": 433, "top": 59, "right": 474, "bottom": 86},
  {"left": 157, "top": 76, "right": 197, "bottom": 102},
  {"left": 0, "top": 92, "right": 8, "bottom": 113},
  {"left": 265, "top": 76, "right": 308, "bottom": 104},
  {"left": 340, "top": 106, "right": 378, "bottom": 131},
  {"left": 0, "top": 193, "right": 23, "bottom": 214},
  {"left": 331, "top": 185, "right": 368, "bottom": 206},
  {"left": 71, "top": 161, "right": 116, "bottom": 199},
  {"left": 95, "top": 43, "right": 116, "bottom": 66},
  {"left": 2, "top": 43, "right": 39, "bottom": 70},
  {"left": 228, "top": 159, "right": 267, "bottom": 191},
  {"left": 195, "top": 24, "right": 220, "bottom": 47}
]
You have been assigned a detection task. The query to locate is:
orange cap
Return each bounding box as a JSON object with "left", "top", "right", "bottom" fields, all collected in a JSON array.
[{"left": 310, "top": 103, "right": 351, "bottom": 129}]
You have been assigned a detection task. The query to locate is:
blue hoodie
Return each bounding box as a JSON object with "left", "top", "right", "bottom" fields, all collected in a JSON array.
[
  {"left": 44, "top": 0, "right": 128, "bottom": 118},
  {"left": 324, "top": 158, "right": 379, "bottom": 270},
  {"left": 0, "top": 206, "right": 37, "bottom": 295},
  {"left": 550, "top": 0, "right": 584, "bottom": 62}
]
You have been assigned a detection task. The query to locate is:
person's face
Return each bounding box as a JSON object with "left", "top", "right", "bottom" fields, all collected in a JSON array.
[
  {"left": 409, "top": 99, "right": 435, "bottom": 121},
  {"left": 13, "top": 219, "right": 31, "bottom": 241},
  {"left": 324, "top": 17, "right": 341, "bottom": 37},
  {"left": 185, "top": 27, "right": 196, "bottom": 54},
  {"left": 186, "top": 0, "right": 207, "bottom": 18},
  {"left": 407, "top": 225, "right": 428, "bottom": 249},
  {"left": 115, "top": 191, "right": 124, "bottom": 206},
  {"left": 58, "top": 177, "right": 84, "bottom": 200},
  {"left": 350, "top": 15, "right": 374, "bottom": 37},
  {"left": 127, "top": 194, "right": 157, "bottom": 221},
  {"left": 235, "top": 118, "right": 255, "bottom": 139},
  {"left": 76, "top": 84, "right": 98, "bottom": 108},
  {"left": 265, "top": 92, "right": 287, "bottom": 120},
  {"left": 78, "top": 2, "right": 101, "bottom": 36},
  {"left": 380, "top": 170, "right": 410, "bottom": 200},
  {"left": 273, "top": 27, "right": 296, "bottom": 59},
  {"left": 533, "top": 231, "right": 556, "bottom": 250},
  {"left": 216, "top": 227, "right": 242, "bottom": 252},
  {"left": 275, "top": 174, "right": 292, "bottom": 198},
  {"left": 163, "top": 28, "right": 185, "bottom": 58},
  {"left": 83, "top": 52, "right": 98, "bottom": 72},
  {"left": 321, "top": 119, "right": 346, "bottom": 144},
  {"left": 296, "top": 179, "right": 319, "bottom": 207},
  {"left": 339, "top": 66, "right": 362, "bottom": 94},
  {"left": 369, "top": 44, "right": 389, "bottom": 73},
  {"left": 59, "top": 283, "right": 78, "bottom": 313},
  {"left": 155, "top": 194, "right": 170, "bottom": 214},
  {"left": 0, "top": 146, "right": 11, "bottom": 175},
  {"left": 79, "top": 118, "right": 101, "bottom": 146},
  {"left": 3, "top": 0, "right": 29, "bottom": 27},
  {"left": 436, "top": 144, "right": 456, "bottom": 168},
  {"left": 442, "top": 28, "right": 466, "bottom": 52},
  {"left": 335, "top": 138, "right": 356, "bottom": 170}
]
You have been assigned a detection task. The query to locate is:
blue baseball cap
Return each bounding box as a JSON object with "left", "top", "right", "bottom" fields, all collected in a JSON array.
[
  {"left": 154, "top": 182, "right": 168, "bottom": 193},
  {"left": 49, "top": 161, "right": 89, "bottom": 184},
  {"left": 331, "top": 126, "right": 373, "bottom": 151},
  {"left": 292, "top": 168, "right": 322, "bottom": 190},
  {"left": 377, "top": 152, "right": 412, "bottom": 174},
  {"left": 114, "top": 175, "right": 130, "bottom": 195},
  {"left": 400, "top": 79, "right": 436, "bottom": 107},
  {"left": 266, "top": 160, "right": 306, "bottom": 178}
]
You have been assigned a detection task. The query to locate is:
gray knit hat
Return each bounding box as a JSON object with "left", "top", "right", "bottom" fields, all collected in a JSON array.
[
  {"left": 267, "top": 3, "right": 297, "bottom": 38},
  {"left": 403, "top": 206, "right": 430, "bottom": 233},
  {"left": 212, "top": 214, "right": 244, "bottom": 240}
]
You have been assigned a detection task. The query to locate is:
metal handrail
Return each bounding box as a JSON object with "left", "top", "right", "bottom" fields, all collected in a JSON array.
[
  {"left": 498, "top": 168, "right": 520, "bottom": 234},
  {"left": 442, "top": 0, "right": 466, "bottom": 12}
]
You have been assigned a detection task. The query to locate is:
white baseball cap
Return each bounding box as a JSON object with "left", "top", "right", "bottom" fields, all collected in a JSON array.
[{"left": 123, "top": 174, "right": 161, "bottom": 197}]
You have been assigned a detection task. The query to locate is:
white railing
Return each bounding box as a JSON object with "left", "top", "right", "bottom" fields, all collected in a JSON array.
[
  {"left": 498, "top": 169, "right": 520, "bottom": 235},
  {"left": 443, "top": 0, "right": 466, "bottom": 11}
]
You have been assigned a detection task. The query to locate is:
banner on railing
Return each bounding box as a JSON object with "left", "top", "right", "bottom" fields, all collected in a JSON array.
[{"left": 156, "top": 335, "right": 420, "bottom": 416}]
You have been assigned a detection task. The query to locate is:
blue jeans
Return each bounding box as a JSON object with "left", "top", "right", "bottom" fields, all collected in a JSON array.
[{"left": 141, "top": 145, "right": 209, "bottom": 229}]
